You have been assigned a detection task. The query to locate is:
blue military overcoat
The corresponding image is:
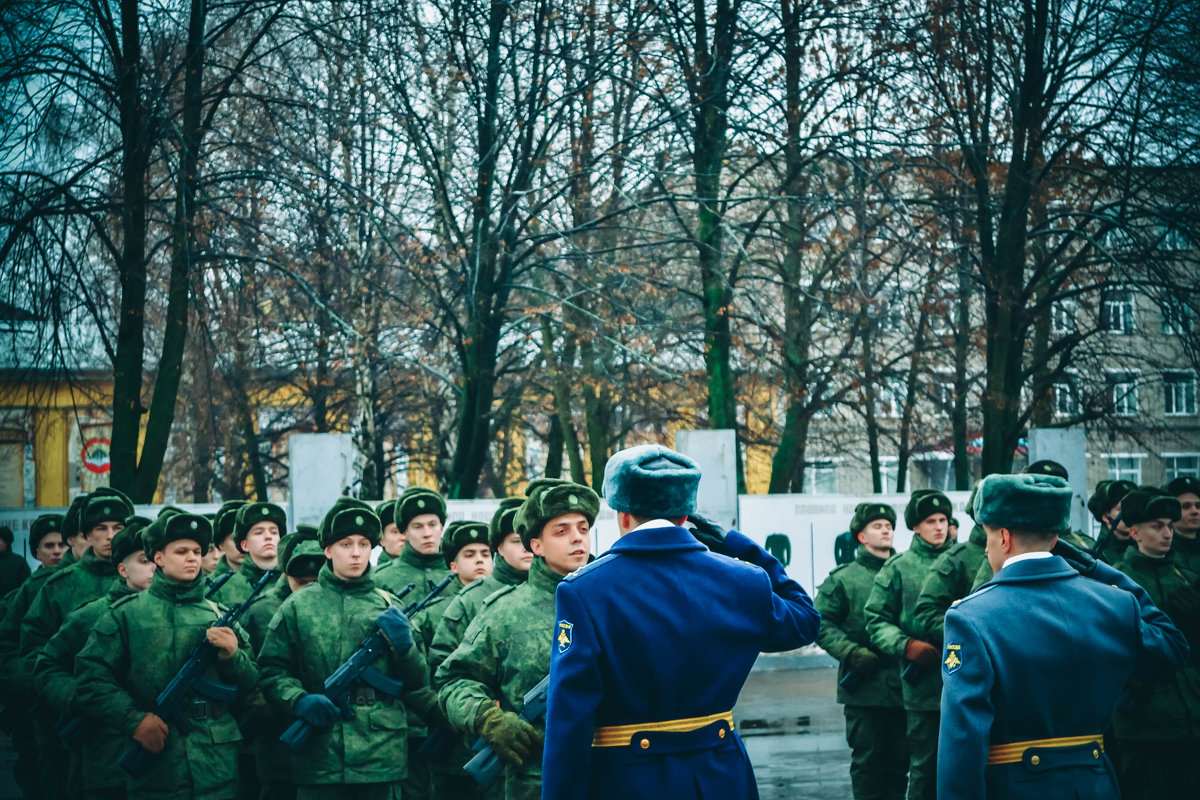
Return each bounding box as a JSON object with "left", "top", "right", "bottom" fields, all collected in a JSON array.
[
  {"left": 541, "top": 524, "right": 820, "bottom": 800},
  {"left": 937, "top": 554, "right": 1189, "bottom": 800}
]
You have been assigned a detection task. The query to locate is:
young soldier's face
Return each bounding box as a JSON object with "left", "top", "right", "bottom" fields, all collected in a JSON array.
[
  {"left": 201, "top": 544, "right": 222, "bottom": 573},
  {"left": 857, "top": 519, "right": 893, "bottom": 553},
  {"left": 155, "top": 540, "right": 203, "bottom": 582},
  {"left": 87, "top": 521, "right": 125, "bottom": 560},
  {"left": 242, "top": 522, "right": 280, "bottom": 565},
  {"left": 496, "top": 532, "right": 534, "bottom": 572},
  {"left": 404, "top": 514, "right": 444, "bottom": 556},
  {"left": 218, "top": 535, "right": 245, "bottom": 567},
  {"left": 380, "top": 523, "right": 405, "bottom": 557},
  {"left": 913, "top": 514, "right": 948, "bottom": 547},
  {"left": 119, "top": 551, "right": 157, "bottom": 591},
  {"left": 325, "top": 534, "right": 373, "bottom": 580},
  {"left": 34, "top": 533, "right": 66, "bottom": 566},
  {"left": 1176, "top": 493, "right": 1200, "bottom": 536},
  {"left": 531, "top": 513, "right": 591, "bottom": 575},
  {"left": 1130, "top": 519, "right": 1173, "bottom": 557},
  {"left": 451, "top": 543, "right": 493, "bottom": 584}
]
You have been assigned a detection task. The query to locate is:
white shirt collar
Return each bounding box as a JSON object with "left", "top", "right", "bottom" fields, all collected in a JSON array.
[
  {"left": 1001, "top": 550, "right": 1054, "bottom": 569},
  {"left": 632, "top": 518, "right": 675, "bottom": 532}
]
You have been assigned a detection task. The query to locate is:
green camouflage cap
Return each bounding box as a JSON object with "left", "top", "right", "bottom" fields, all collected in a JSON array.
[
  {"left": 904, "top": 489, "right": 952, "bottom": 529},
  {"left": 441, "top": 520, "right": 491, "bottom": 567},
  {"left": 1087, "top": 479, "right": 1137, "bottom": 522},
  {"left": 81, "top": 488, "right": 135, "bottom": 535},
  {"left": 234, "top": 502, "right": 286, "bottom": 546},
  {"left": 1167, "top": 476, "right": 1200, "bottom": 498},
  {"left": 1121, "top": 488, "right": 1181, "bottom": 525},
  {"left": 30, "top": 514, "right": 65, "bottom": 550},
  {"left": 278, "top": 528, "right": 325, "bottom": 577},
  {"left": 515, "top": 479, "right": 600, "bottom": 550},
  {"left": 143, "top": 512, "right": 213, "bottom": 556},
  {"left": 213, "top": 500, "right": 248, "bottom": 545},
  {"left": 1023, "top": 460, "right": 1069, "bottom": 480},
  {"left": 974, "top": 474, "right": 1072, "bottom": 534},
  {"left": 111, "top": 518, "right": 150, "bottom": 564},
  {"left": 61, "top": 494, "right": 88, "bottom": 541},
  {"left": 849, "top": 502, "right": 896, "bottom": 535},
  {"left": 489, "top": 497, "right": 525, "bottom": 551},
  {"left": 377, "top": 499, "right": 398, "bottom": 529},
  {"left": 318, "top": 497, "right": 381, "bottom": 548},
  {"left": 396, "top": 487, "right": 446, "bottom": 531}
]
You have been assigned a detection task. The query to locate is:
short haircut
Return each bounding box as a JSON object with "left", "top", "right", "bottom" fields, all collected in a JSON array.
[
  {"left": 1007, "top": 528, "right": 1058, "bottom": 546},
  {"left": 0, "top": 527, "right": 12, "bottom": 546}
]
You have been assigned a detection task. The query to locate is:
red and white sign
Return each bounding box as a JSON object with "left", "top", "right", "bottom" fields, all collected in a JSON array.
[{"left": 81, "top": 437, "right": 111, "bottom": 474}]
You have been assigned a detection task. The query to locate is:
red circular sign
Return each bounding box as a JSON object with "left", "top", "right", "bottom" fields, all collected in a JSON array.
[{"left": 82, "top": 437, "right": 111, "bottom": 474}]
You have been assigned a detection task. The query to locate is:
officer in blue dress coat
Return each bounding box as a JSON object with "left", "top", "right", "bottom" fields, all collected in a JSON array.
[
  {"left": 540, "top": 444, "right": 821, "bottom": 800},
  {"left": 937, "top": 473, "right": 1189, "bottom": 800}
]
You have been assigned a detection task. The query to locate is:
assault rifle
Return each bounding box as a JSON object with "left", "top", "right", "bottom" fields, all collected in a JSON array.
[
  {"left": 279, "top": 576, "right": 453, "bottom": 754},
  {"left": 463, "top": 674, "right": 550, "bottom": 788},
  {"left": 118, "top": 568, "right": 277, "bottom": 777},
  {"left": 204, "top": 570, "right": 236, "bottom": 599}
]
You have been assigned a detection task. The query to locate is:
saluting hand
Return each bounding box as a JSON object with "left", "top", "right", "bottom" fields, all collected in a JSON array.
[
  {"left": 206, "top": 627, "right": 238, "bottom": 661},
  {"left": 132, "top": 712, "right": 169, "bottom": 753}
]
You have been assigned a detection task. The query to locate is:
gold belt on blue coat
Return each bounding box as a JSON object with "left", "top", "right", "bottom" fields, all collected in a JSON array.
[{"left": 591, "top": 711, "right": 734, "bottom": 748}]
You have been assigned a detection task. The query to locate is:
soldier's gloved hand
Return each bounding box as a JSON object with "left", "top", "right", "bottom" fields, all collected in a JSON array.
[
  {"left": 376, "top": 606, "right": 414, "bottom": 655},
  {"left": 294, "top": 693, "right": 340, "bottom": 728},
  {"left": 1166, "top": 585, "right": 1200, "bottom": 620},
  {"left": 132, "top": 712, "right": 169, "bottom": 753},
  {"left": 845, "top": 646, "right": 881, "bottom": 676},
  {"left": 687, "top": 514, "right": 727, "bottom": 552},
  {"left": 206, "top": 627, "right": 238, "bottom": 661},
  {"left": 904, "top": 639, "right": 940, "bottom": 668},
  {"left": 477, "top": 703, "right": 543, "bottom": 766},
  {"left": 1051, "top": 539, "right": 1098, "bottom": 577}
]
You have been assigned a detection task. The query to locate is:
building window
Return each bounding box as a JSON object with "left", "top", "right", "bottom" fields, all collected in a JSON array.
[
  {"left": 1164, "top": 372, "right": 1197, "bottom": 417},
  {"left": 919, "top": 456, "right": 955, "bottom": 493},
  {"left": 1107, "top": 372, "right": 1139, "bottom": 416},
  {"left": 802, "top": 460, "right": 838, "bottom": 494},
  {"left": 1107, "top": 455, "right": 1143, "bottom": 484},
  {"left": 879, "top": 457, "right": 899, "bottom": 493},
  {"left": 1051, "top": 298, "right": 1077, "bottom": 335},
  {"left": 1101, "top": 289, "right": 1135, "bottom": 333},
  {"left": 932, "top": 374, "right": 955, "bottom": 418},
  {"left": 1164, "top": 455, "right": 1200, "bottom": 482},
  {"left": 875, "top": 376, "right": 906, "bottom": 419},
  {"left": 1053, "top": 381, "right": 1078, "bottom": 417},
  {"left": 1161, "top": 298, "right": 1195, "bottom": 335}
]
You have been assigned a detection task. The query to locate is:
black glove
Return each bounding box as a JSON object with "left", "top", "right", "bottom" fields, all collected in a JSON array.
[
  {"left": 1051, "top": 539, "right": 1098, "bottom": 577},
  {"left": 294, "top": 693, "right": 340, "bottom": 728},
  {"left": 688, "top": 513, "right": 727, "bottom": 552},
  {"left": 844, "top": 646, "right": 881, "bottom": 677},
  {"left": 376, "top": 606, "right": 414, "bottom": 655}
]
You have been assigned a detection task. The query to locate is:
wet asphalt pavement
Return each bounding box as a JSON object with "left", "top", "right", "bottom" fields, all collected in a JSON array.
[
  {"left": 0, "top": 651, "right": 853, "bottom": 799},
  {"left": 739, "top": 650, "right": 852, "bottom": 800}
]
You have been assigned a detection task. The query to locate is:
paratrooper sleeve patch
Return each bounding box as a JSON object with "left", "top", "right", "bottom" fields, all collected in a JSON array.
[
  {"left": 944, "top": 642, "right": 962, "bottom": 674},
  {"left": 556, "top": 620, "right": 573, "bottom": 654}
]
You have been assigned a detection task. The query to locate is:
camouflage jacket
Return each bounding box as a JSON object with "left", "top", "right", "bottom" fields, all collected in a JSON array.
[
  {"left": 242, "top": 577, "right": 293, "bottom": 655},
  {"left": 815, "top": 546, "right": 902, "bottom": 707},
  {"left": 864, "top": 534, "right": 950, "bottom": 711},
  {"left": 375, "top": 545, "right": 451, "bottom": 599},
  {"left": 258, "top": 564, "right": 430, "bottom": 786},
  {"left": 1113, "top": 549, "right": 1200, "bottom": 740},
  {"left": 74, "top": 570, "right": 258, "bottom": 800},
  {"left": 0, "top": 563, "right": 62, "bottom": 695},
  {"left": 913, "top": 525, "right": 988, "bottom": 646},
  {"left": 33, "top": 580, "right": 137, "bottom": 792},
  {"left": 428, "top": 556, "right": 527, "bottom": 676},
  {"left": 21, "top": 548, "right": 117, "bottom": 665},
  {"left": 436, "top": 556, "right": 562, "bottom": 800},
  {"left": 0, "top": 550, "right": 31, "bottom": 597},
  {"left": 211, "top": 556, "right": 279, "bottom": 608},
  {"left": 1171, "top": 533, "right": 1200, "bottom": 576}
]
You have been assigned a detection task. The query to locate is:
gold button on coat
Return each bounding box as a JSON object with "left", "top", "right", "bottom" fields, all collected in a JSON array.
[
  {"left": 1030, "top": 755, "right": 1040, "bottom": 766},
  {"left": 718, "top": 728, "right": 726, "bottom": 739},
  {"left": 639, "top": 738, "right": 650, "bottom": 750}
]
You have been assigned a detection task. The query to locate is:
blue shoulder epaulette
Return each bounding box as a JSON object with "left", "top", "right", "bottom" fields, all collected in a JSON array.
[
  {"left": 562, "top": 552, "right": 617, "bottom": 582},
  {"left": 951, "top": 584, "right": 997, "bottom": 607}
]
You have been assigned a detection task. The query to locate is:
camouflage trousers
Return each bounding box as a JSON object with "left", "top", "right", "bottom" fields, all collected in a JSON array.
[
  {"left": 843, "top": 705, "right": 908, "bottom": 800},
  {"left": 905, "top": 709, "right": 939, "bottom": 800}
]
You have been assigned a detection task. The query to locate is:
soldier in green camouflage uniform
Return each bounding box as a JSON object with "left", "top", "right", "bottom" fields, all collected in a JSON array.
[
  {"left": 1022, "top": 460, "right": 1095, "bottom": 550},
  {"left": 816, "top": 501, "right": 907, "bottom": 800},
  {"left": 373, "top": 488, "right": 452, "bottom": 800},
  {"left": 1089, "top": 479, "right": 1138, "bottom": 565},
  {"left": 33, "top": 518, "right": 154, "bottom": 800},
  {"left": 75, "top": 511, "right": 259, "bottom": 800},
  {"left": 0, "top": 503, "right": 77, "bottom": 800},
  {"left": 865, "top": 489, "right": 954, "bottom": 800},
  {"left": 241, "top": 528, "right": 325, "bottom": 800},
  {"left": 259, "top": 497, "right": 432, "bottom": 800},
  {"left": 376, "top": 500, "right": 400, "bottom": 568},
  {"left": 437, "top": 479, "right": 598, "bottom": 800},
  {"left": 1168, "top": 476, "right": 1200, "bottom": 574},
  {"left": 212, "top": 502, "right": 283, "bottom": 608},
  {"left": 913, "top": 483, "right": 984, "bottom": 648},
  {"left": 1110, "top": 489, "right": 1200, "bottom": 799},
  {"left": 204, "top": 501, "right": 247, "bottom": 598},
  {"left": 0, "top": 525, "right": 31, "bottom": 597}
]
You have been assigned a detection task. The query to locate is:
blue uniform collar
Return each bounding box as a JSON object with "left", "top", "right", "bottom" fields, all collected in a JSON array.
[
  {"left": 988, "top": 554, "right": 1077, "bottom": 584},
  {"left": 611, "top": 524, "right": 708, "bottom": 553}
]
